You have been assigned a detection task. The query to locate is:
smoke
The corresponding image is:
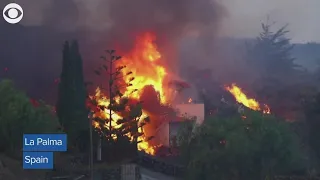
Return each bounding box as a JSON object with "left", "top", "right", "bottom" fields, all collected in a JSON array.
[
  {"left": 219, "top": 0, "right": 320, "bottom": 43},
  {"left": 0, "top": 0, "right": 228, "bottom": 102},
  {"left": 22, "top": 1, "right": 225, "bottom": 30},
  {"left": 17, "top": 0, "right": 226, "bottom": 44},
  {"left": 24, "top": 0, "right": 227, "bottom": 62}
]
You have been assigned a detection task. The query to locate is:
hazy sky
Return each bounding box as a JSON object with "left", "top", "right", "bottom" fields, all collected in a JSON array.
[
  {"left": 220, "top": 0, "right": 320, "bottom": 43},
  {"left": 3, "top": 0, "right": 319, "bottom": 43}
]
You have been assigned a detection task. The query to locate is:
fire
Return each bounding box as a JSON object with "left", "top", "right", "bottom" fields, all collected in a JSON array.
[
  {"left": 118, "top": 32, "right": 167, "bottom": 103},
  {"left": 225, "top": 83, "right": 271, "bottom": 114},
  {"left": 89, "top": 32, "right": 168, "bottom": 155},
  {"left": 188, "top": 98, "right": 192, "bottom": 103},
  {"left": 90, "top": 88, "right": 122, "bottom": 129}
]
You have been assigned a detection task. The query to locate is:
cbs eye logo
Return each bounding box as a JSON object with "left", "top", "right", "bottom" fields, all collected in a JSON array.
[{"left": 3, "top": 3, "right": 23, "bottom": 24}]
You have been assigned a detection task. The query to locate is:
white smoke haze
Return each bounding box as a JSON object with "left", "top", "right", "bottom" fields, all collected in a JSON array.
[{"left": 220, "top": 0, "right": 320, "bottom": 43}]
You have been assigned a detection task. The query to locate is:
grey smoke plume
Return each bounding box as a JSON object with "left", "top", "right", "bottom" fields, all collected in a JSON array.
[
  {"left": 18, "top": 0, "right": 226, "bottom": 47},
  {"left": 34, "top": 0, "right": 227, "bottom": 78},
  {"left": 0, "top": 0, "right": 227, "bottom": 102}
]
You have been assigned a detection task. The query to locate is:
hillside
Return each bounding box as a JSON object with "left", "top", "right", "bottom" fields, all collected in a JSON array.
[
  {"left": 293, "top": 43, "right": 320, "bottom": 71},
  {"left": 218, "top": 38, "right": 320, "bottom": 71}
]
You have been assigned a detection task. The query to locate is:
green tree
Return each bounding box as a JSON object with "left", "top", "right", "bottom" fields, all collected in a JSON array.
[
  {"left": 88, "top": 50, "right": 151, "bottom": 161},
  {"left": 178, "top": 111, "right": 305, "bottom": 180},
  {"left": 56, "top": 41, "right": 88, "bottom": 150},
  {"left": 0, "top": 79, "right": 60, "bottom": 156}
]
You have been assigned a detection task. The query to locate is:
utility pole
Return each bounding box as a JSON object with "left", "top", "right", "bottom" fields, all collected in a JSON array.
[
  {"left": 97, "top": 138, "right": 101, "bottom": 161},
  {"left": 88, "top": 112, "right": 94, "bottom": 180}
]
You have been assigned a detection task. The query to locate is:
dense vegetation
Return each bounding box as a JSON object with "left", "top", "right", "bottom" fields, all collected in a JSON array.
[
  {"left": 180, "top": 23, "right": 320, "bottom": 179},
  {"left": 178, "top": 111, "right": 306, "bottom": 180},
  {"left": 0, "top": 79, "right": 60, "bottom": 157}
]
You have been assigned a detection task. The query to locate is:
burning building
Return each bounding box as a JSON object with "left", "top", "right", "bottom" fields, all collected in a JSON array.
[
  {"left": 88, "top": 32, "right": 189, "bottom": 155},
  {"left": 81, "top": 0, "right": 270, "bottom": 156},
  {"left": 156, "top": 103, "right": 205, "bottom": 147},
  {"left": 86, "top": 30, "right": 211, "bottom": 156},
  {"left": 87, "top": 32, "right": 271, "bottom": 155}
]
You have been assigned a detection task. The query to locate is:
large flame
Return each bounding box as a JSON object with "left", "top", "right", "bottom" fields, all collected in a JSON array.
[
  {"left": 89, "top": 32, "right": 168, "bottom": 155},
  {"left": 225, "top": 83, "right": 271, "bottom": 114},
  {"left": 117, "top": 32, "right": 167, "bottom": 103}
]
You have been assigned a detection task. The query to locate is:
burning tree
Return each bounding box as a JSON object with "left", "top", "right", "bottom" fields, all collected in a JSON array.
[
  {"left": 86, "top": 32, "right": 179, "bottom": 156},
  {"left": 87, "top": 50, "right": 152, "bottom": 161}
]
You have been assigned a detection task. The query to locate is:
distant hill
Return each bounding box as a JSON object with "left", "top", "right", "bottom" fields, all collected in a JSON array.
[
  {"left": 292, "top": 43, "right": 320, "bottom": 71},
  {"left": 218, "top": 38, "right": 320, "bottom": 71}
]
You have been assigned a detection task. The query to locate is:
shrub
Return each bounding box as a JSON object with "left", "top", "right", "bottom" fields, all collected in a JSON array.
[
  {"left": 0, "top": 79, "right": 60, "bottom": 156},
  {"left": 178, "top": 111, "right": 306, "bottom": 180}
]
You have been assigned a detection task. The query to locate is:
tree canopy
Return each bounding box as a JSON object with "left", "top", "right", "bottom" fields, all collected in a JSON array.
[
  {"left": 56, "top": 41, "right": 88, "bottom": 150},
  {"left": 247, "top": 23, "right": 300, "bottom": 78},
  {"left": 245, "top": 22, "right": 314, "bottom": 121}
]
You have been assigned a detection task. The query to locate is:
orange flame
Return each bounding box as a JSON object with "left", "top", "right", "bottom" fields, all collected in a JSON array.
[
  {"left": 89, "top": 32, "right": 168, "bottom": 155},
  {"left": 225, "top": 83, "right": 271, "bottom": 114},
  {"left": 188, "top": 98, "right": 192, "bottom": 103},
  {"left": 118, "top": 32, "right": 167, "bottom": 103}
]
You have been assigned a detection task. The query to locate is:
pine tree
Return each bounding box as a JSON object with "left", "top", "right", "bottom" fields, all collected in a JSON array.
[
  {"left": 56, "top": 41, "right": 88, "bottom": 150},
  {"left": 247, "top": 21, "right": 304, "bottom": 119},
  {"left": 247, "top": 22, "right": 300, "bottom": 78},
  {"left": 88, "top": 50, "right": 151, "bottom": 161}
]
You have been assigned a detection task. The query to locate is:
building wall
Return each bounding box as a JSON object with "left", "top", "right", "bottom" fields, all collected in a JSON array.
[
  {"left": 175, "top": 104, "right": 205, "bottom": 124},
  {"left": 156, "top": 104, "right": 205, "bottom": 147},
  {"left": 156, "top": 122, "right": 170, "bottom": 147},
  {"left": 169, "top": 121, "right": 189, "bottom": 147}
]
